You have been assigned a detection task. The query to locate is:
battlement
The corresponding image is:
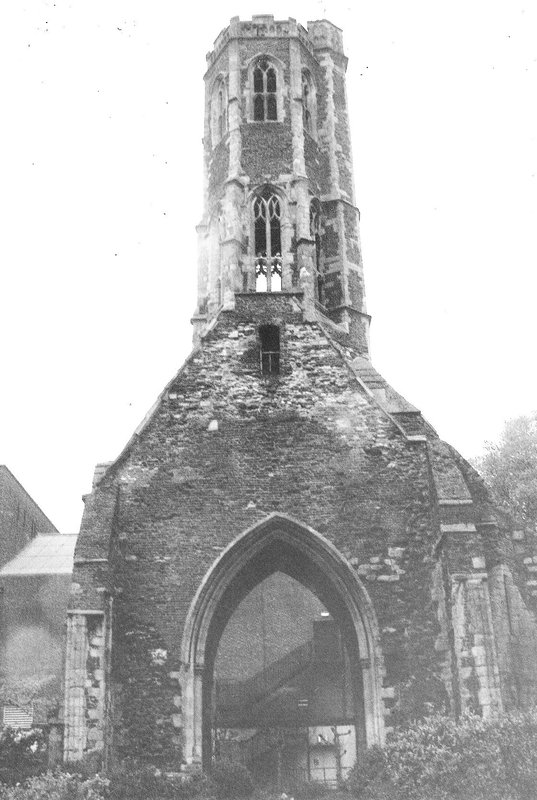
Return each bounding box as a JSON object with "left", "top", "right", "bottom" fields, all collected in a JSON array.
[{"left": 206, "top": 15, "right": 344, "bottom": 67}]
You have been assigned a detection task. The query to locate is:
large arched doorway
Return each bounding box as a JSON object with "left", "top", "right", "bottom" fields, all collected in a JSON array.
[{"left": 180, "top": 514, "right": 384, "bottom": 786}]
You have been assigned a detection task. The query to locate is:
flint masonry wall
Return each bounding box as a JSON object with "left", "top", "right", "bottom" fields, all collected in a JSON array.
[
  {"left": 65, "top": 300, "right": 537, "bottom": 767},
  {"left": 65, "top": 293, "right": 528, "bottom": 766}
]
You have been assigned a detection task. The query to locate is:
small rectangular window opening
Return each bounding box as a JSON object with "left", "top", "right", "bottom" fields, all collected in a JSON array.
[{"left": 259, "top": 324, "right": 280, "bottom": 376}]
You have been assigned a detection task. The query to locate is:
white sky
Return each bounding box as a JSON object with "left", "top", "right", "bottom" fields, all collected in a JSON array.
[{"left": 1, "top": 0, "right": 536, "bottom": 532}]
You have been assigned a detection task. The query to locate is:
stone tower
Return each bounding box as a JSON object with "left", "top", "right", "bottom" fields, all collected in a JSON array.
[
  {"left": 193, "top": 15, "right": 368, "bottom": 352},
  {"left": 64, "top": 16, "right": 537, "bottom": 783}
]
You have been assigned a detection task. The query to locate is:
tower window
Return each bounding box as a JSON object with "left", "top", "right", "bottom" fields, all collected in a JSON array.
[
  {"left": 253, "top": 187, "right": 282, "bottom": 292},
  {"left": 218, "top": 87, "right": 227, "bottom": 140},
  {"left": 259, "top": 325, "right": 280, "bottom": 375},
  {"left": 253, "top": 59, "right": 278, "bottom": 121},
  {"left": 211, "top": 77, "right": 228, "bottom": 147},
  {"left": 302, "top": 71, "right": 317, "bottom": 137}
]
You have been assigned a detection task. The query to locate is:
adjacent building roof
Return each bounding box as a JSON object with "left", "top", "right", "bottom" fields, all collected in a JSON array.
[
  {"left": 0, "top": 534, "right": 78, "bottom": 576},
  {"left": 0, "top": 465, "right": 58, "bottom": 532}
]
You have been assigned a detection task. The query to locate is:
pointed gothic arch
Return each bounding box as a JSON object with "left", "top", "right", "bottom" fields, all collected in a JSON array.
[
  {"left": 246, "top": 53, "right": 285, "bottom": 123},
  {"left": 248, "top": 184, "right": 287, "bottom": 292},
  {"left": 180, "top": 513, "right": 385, "bottom": 769}
]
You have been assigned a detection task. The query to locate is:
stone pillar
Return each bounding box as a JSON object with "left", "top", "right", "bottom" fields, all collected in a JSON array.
[
  {"left": 47, "top": 722, "right": 63, "bottom": 769},
  {"left": 451, "top": 574, "right": 503, "bottom": 717},
  {"left": 193, "top": 221, "right": 209, "bottom": 345},
  {"left": 488, "top": 563, "right": 537, "bottom": 709},
  {"left": 64, "top": 613, "right": 87, "bottom": 762},
  {"left": 64, "top": 611, "right": 107, "bottom": 762},
  {"left": 218, "top": 38, "right": 245, "bottom": 308},
  {"left": 227, "top": 38, "right": 241, "bottom": 178},
  {"left": 221, "top": 181, "right": 245, "bottom": 307}
]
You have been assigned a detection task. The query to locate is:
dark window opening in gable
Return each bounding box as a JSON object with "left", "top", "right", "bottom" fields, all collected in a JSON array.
[{"left": 259, "top": 324, "right": 280, "bottom": 376}]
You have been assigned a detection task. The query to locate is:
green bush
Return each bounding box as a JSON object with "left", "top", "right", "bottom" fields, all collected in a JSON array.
[
  {"left": 0, "top": 729, "right": 47, "bottom": 786},
  {"left": 109, "top": 760, "right": 214, "bottom": 800},
  {"left": 295, "top": 780, "right": 334, "bottom": 799},
  {"left": 63, "top": 753, "right": 104, "bottom": 780},
  {"left": 0, "top": 770, "right": 109, "bottom": 800},
  {"left": 346, "top": 745, "right": 393, "bottom": 799},
  {"left": 347, "top": 708, "right": 537, "bottom": 800},
  {"left": 210, "top": 760, "right": 253, "bottom": 799}
]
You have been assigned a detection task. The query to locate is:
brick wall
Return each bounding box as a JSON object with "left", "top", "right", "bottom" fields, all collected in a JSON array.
[{"left": 0, "top": 467, "right": 57, "bottom": 568}]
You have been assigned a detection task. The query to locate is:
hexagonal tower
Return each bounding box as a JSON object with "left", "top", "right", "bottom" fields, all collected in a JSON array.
[
  {"left": 63, "top": 16, "right": 537, "bottom": 785},
  {"left": 193, "top": 16, "right": 369, "bottom": 354}
]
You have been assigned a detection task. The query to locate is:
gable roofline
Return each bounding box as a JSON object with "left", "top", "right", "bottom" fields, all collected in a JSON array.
[
  {"left": 0, "top": 465, "right": 58, "bottom": 532},
  {"left": 92, "top": 300, "right": 436, "bottom": 490},
  {"left": 91, "top": 343, "right": 204, "bottom": 488}
]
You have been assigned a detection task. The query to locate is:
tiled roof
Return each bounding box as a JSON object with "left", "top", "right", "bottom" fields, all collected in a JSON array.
[{"left": 0, "top": 534, "right": 78, "bottom": 576}]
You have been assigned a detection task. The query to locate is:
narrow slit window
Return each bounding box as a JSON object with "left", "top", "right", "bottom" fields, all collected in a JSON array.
[
  {"left": 259, "top": 325, "right": 280, "bottom": 376},
  {"left": 302, "top": 71, "right": 316, "bottom": 136},
  {"left": 211, "top": 77, "right": 228, "bottom": 146}
]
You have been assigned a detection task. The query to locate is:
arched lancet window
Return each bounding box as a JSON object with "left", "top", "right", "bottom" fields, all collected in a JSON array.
[
  {"left": 253, "top": 59, "right": 278, "bottom": 121},
  {"left": 253, "top": 187, "right": 282, "bottom": 292},
  {"left": 211, "top": 77, "right": 228, "bottom": 147},
  {"left": 310, "top": 199, "right": 324, "bottom": 303},
  {"left": 302, "top": 70, "right": 316, "bottom": 137},
  {"left": 218, "top": 85, "right": 227, "bottom": 140}
]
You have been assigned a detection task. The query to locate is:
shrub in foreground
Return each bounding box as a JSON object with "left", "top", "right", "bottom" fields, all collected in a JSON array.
[
  {"left": 210, "top": 760, "right": 253, "bottom": 799},
  {"left": 109, "top": 760, "right": 214, "bottom": 800},
  {"left": 0, "top": 771, "right": 109, "bottom": 800},
  {"left": 347, "top": 708, "right": 537, "bottom": 800},
  {"left": 295, "top": 780, "right": 334, "bottom": 799},
  {"left": 0, "top": 729, "right": 46, "bottom": 786}
]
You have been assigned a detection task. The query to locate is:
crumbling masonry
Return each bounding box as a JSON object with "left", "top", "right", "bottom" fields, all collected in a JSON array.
[{"left": 64, "top": 16, "right": 537, "bottom": 780}]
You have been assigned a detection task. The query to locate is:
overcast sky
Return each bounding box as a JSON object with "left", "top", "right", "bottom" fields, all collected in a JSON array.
[{"left": 1, "top": 0, "right": 536, "bottom": 532}]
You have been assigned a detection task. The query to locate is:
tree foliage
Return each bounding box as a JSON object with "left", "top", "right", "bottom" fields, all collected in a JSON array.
[{"left": 472, "top": 413, "right": 537, "bottom": 527}]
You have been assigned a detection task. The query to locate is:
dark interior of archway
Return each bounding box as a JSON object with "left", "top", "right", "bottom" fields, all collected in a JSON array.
[
  {"left": 202, "top": 537, "right": 364, "bottom": 787},
  {"left": 205, "top": 539, "right": 363, "bottom": 670}
]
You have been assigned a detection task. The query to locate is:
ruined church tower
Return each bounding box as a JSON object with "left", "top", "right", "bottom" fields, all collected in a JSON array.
[{"left": 64, "top": 16, "right": 537, "bottom": 783}]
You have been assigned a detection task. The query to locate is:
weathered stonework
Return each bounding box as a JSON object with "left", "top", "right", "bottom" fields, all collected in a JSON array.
[{"left": 63, "top": 15, "right": 537, "bottom": 775}]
